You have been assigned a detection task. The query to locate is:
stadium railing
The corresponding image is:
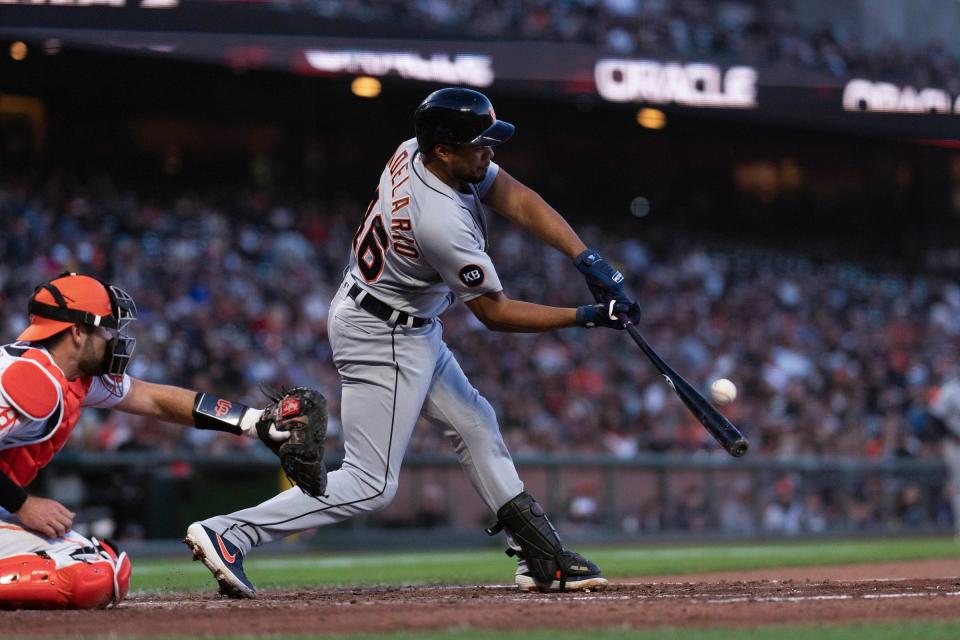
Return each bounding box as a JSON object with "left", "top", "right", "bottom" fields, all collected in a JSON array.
[{"left": 41, "top": 451, "right": 951, "bottom": 552}]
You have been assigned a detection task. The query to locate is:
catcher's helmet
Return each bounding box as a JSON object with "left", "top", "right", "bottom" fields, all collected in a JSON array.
[
  {"left": 414, "top": 88, "right": 514, "bottom": 153},
  {"left": 19, "top": 272, "right": 137, "bottom": 392}
]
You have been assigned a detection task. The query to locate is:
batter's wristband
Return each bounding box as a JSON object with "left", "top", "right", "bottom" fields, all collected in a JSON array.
[
  {"left": 192, "top": 392, "right": 249, "bottom": 436},
  {"left": 575, "top": 305, "right": 597, "bottom": 328},
  {"left": 0, "top": 468, "right": 28, "bottom": 513},
  {"left": 573, "top": 249, "right": 601, "bottom": 272}
]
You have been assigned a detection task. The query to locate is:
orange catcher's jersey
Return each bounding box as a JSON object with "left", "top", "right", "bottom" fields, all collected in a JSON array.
[
  {"left": 0, "top": 343, "right": 130, "bottom": 486},
  {"left": 346, "top": 138, "right": 504, "bottom": 318}
]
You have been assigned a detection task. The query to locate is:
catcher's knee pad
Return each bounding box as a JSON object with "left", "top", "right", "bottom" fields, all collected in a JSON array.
[
  {"left": 60, "top": 538, "right": 130, "bottom": 609},
  {"left": 59, "top": 560, "right": 118, "bottom": 609},
  {"left": 0, "top": 540, "right": 131, "bottom": 610},
  {"left": 95, "top": 539, "right": 132, "bottom": 605},
  {"left": 486, "top": 491, "right": 563, "bottom": 584}
]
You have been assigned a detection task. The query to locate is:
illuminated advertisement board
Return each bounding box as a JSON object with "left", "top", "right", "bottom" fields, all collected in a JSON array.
[{"left": 1, "top": 3, "right": 959, "bottom": 137}]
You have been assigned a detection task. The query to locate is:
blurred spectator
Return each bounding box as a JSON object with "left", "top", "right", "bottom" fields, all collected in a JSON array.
[
  {"left": 4, "top": 143, "right": 960, "bottom": 535},
  {"left": 893, "top": 482, "right": 927, "bottom": 529},
  {"left": 257, "top": 0, "right": 960, "bottom": 90},
  {"left": 622, "top": 495, "right": 663, "bottom": 534},
  {"left": 413, "top": 482, "right": 451, "bottom": 528},
  {"left": 672, "top": 484, "right": 710, "bottom": 531},
  {"left": 762, "top": 475, "right": 802, "bottom": 535},
  {"left": 3, "top": 170, "right": 959, "bottom": 469},
  {"left": 567, "top": 480, "right": 602, "bottom": 525},
  {"left": 718, "top": 477, "right": 755, "bottom": 535},
  {"left": 799, "top": 492, "right": 828, "bottom": 534}
]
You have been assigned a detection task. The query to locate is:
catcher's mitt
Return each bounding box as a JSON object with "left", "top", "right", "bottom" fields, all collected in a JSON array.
[{"left": 257, "top": 387, "right": 328, "bottom": 498}]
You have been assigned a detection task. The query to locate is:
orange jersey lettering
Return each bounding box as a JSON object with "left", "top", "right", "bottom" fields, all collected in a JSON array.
[
  {"left": 391, "top": 196, "right": 410, "bottom": 214},
  {"left": 390, "top": 218, "right": 419, "bottom": 259}
]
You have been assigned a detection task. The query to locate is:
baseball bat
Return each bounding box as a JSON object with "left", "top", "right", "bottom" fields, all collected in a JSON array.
[{"left": 618, "top": 314, "right": 749, "bottom": 457}]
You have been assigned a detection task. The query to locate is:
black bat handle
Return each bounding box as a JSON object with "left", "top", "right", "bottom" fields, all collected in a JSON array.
[{"left": 618, "top": 314, "right": 749, "bottom": 458}]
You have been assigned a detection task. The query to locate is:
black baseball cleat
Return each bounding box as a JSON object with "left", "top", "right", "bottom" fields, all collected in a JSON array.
[
  {"left": 514, "top": 549, "right": 609, "bottom": 592},
  {"left": 183, "top": 522, "right": 257, "bottom": 599}
]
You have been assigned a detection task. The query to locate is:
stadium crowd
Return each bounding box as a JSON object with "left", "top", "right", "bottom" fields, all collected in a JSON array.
[
  {"left": 269, "top": 0, "right": 960, "bottom": 91},
  {"left": 1, "top": 171, "right": 957, "bottom": 535}
]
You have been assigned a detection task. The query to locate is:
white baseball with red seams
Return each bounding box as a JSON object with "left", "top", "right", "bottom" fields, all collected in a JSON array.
[{"left": 710, "top": 378, "right": 738, "bottom": 404}]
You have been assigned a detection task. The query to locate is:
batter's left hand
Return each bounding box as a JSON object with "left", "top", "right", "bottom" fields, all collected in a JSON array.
[
  {"left": 574, "top": 249, "right": 628, "bottom": 305},
  {"left": 576, "top": 299, "right": 641, "bottom": 330}
]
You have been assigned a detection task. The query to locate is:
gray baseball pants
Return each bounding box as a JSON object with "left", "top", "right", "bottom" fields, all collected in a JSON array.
[{"left": 201, "top": 282, "right": 523, "bottom": 553}]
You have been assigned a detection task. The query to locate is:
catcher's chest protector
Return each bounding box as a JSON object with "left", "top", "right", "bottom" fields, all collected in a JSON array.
[{"left": 0, "top": 345, "right": 91, "bottom": 486}]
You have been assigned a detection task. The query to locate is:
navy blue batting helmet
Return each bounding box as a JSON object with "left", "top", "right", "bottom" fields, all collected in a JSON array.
[{"left": 414, "top": 88, "right": 515, "bottom": 153}]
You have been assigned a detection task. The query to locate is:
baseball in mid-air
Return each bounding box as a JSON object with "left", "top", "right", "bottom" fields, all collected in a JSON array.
[{"left": 710, "top": 378, "right": 737, "bottom": 404}]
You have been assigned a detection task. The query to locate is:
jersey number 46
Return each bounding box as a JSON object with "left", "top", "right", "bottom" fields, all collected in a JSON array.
[{"left": 353, "top": 196, "right": 389, "bottom": 283}]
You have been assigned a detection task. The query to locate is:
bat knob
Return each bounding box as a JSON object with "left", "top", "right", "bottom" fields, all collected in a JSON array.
[{"left": 729, "top": 439, "right": 749, "bottom": 457}]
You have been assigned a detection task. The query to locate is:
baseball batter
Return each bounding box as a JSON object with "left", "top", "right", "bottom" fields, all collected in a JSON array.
[
  {"left": 187, "top": 88, "right": 640, "bottom": 597},
  {"left": 0, "top": 273, "right": 284, "bottom": 609}
]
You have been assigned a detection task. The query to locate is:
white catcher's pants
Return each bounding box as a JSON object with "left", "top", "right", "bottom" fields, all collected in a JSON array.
[
  {"left": 202, "top": 281, "right": 524, "bottom": 553},
  {"left": 0, "top": 508, "right": 100, "bottom": 567}
]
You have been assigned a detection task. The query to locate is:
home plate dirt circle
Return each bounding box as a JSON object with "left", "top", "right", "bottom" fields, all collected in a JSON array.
[{"left": 7, "top": 559, "right": 960, "bottom": 637}]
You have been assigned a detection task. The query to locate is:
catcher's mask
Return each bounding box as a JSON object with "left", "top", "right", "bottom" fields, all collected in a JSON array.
[{"left": 18, "top": 271, "right": 137, "bottom": 396}]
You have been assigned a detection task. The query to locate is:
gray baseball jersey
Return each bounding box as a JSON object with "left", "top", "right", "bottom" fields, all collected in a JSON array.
[
  {"left": 200, "top": 139, "right": 524, "bottom": 553},
  {"left": 347, "top": 138, "right": 503, "bottom": 317}
]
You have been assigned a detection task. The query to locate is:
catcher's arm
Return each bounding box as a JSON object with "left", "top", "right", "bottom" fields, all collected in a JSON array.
[{"left": 115, "top": 378, "right": 286, "bottom": 440}]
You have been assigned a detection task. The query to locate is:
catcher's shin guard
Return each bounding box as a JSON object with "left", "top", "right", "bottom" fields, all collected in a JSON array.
[
  {"left": 0, "top": 554, "right": 64, "bottom": 609},
  {"left": 0, "top": 543, "right": 130, "bottom": 610},
  {"left": 486, "top": 491, "right": 607, "bottom": 592}
]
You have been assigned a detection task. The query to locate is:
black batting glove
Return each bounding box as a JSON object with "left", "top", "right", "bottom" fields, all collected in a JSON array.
[
  {"left": 574, "top": 249, "right": 627, "bottom": 305},
  {"left": 576, "top": 299, "right": 641, "bottom": 330}
]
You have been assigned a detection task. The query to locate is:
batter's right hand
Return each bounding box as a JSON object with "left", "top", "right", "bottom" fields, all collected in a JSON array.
[{"left": 16, "top": 496, "right": 75, "bottom": 539}]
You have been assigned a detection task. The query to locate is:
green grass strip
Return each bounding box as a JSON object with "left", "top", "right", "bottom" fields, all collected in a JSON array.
[{"left": 132, "top": 537, "right": 960, "bottom": 593}]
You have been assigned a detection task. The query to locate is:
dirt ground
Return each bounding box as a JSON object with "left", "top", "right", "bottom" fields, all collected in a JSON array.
[{"left": 5, "top": 558, "right": 960, "bottom": 637}]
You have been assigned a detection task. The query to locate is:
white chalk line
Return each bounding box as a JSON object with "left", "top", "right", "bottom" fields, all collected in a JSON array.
[
  {"left": 137, "top": 541, "right": 930, "bottom": 574},
  {"left": 865, "top": 590, "right": 960, "bottom": 599},
  {"left": 123, "top": 588, "right": 960, "bottom": 609}
]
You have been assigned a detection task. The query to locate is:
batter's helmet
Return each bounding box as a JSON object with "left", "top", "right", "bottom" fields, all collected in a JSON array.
[{"left": 414, "top": 88, "right": 514, "bottom": 153}]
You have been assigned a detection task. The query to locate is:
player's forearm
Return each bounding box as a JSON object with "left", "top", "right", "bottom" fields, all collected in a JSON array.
[
  {"left": 119, "top": 379, "right": 263, "bottom": 437},
  {"left": 507, "top": 189, "right": 586, "bottom": 259},
  {"left": 487, "top": 171, "right": 586, "bottom": 258},
  {"left": 119, "top": 379, "right": 197, "bottom": 424},
  {"left": 470, "top": 297, "right": 577, "bottom": 333}
]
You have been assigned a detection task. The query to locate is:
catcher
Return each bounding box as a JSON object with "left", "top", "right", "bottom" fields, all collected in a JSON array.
[{"left": 0, "top": 272, "right": 323, "bottom": 609}]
